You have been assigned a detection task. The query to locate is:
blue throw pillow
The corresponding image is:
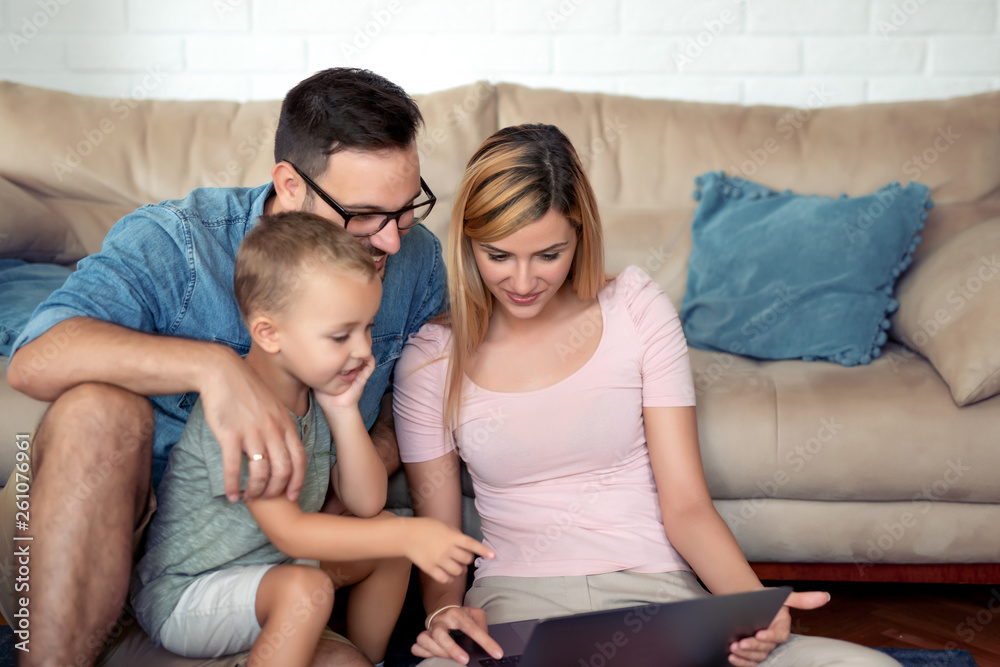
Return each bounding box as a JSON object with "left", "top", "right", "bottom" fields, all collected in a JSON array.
[
  {"left": 0, "top": 259, "right": 73, "bottom": 357},
  {"left": 680, "top": 171, "right": 931, "bottom": 366}
]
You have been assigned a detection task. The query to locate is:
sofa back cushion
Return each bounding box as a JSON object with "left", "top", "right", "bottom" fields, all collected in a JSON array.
[
  {"left": 2, "top": 78, "right": 999, "bottom": 286},
  {"left": 0, "top": 80, "right": 497, "bottom": 260},
  {"left": 496, "top": 84, "right": 1000, "bottom": 286}
]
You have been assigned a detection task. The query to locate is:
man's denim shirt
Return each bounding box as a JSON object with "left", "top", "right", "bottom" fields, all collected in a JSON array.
[{"left": 11, "top": 184, "right": 447, "bottom": 489}]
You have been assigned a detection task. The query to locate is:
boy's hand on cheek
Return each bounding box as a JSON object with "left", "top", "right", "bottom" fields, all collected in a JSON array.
[{"left": 314, "top": 355, "right": 376, "bottom": 412}]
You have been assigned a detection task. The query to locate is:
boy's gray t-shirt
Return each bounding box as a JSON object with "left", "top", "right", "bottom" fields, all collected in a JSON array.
[{"left": 131, "top": 392, "right": 333, "bottom": 641}]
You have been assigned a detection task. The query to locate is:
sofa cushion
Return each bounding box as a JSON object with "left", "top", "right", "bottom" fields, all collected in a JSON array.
[
  {"left": 0, "top": 176, "right": 85, "bottom": 264},
  {"left": 681, "top": 172, "right": 929, "bottom": 366},
  {"left": 892, "top": 218, "right": 1000, "bottom": 406},
  {"left": 691, "top": 345, "right": 1000, "bottom": 504}
]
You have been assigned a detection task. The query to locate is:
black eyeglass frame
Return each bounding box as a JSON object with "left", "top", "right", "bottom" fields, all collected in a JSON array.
[{"left": 284, "top": 161, "right": 436, "bottom": 238}]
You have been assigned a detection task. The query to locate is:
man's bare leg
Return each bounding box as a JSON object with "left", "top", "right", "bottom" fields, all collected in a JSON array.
[{"left": 21, "top": 382, "right": 153, "bottom": 667}]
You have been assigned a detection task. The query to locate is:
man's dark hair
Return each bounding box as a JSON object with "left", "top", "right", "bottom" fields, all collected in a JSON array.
[{"left": 274, "top": 68, "right": 423, "bottom": 178}]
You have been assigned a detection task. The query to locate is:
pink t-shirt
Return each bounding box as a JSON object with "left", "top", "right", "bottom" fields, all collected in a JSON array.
[{"left": 393, "top": 266, "right": 697, "bottom": 579}]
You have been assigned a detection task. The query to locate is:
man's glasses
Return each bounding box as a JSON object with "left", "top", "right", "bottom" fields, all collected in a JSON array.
[{"left": 284, "top": 161, "right": 436, "bottom": 238}]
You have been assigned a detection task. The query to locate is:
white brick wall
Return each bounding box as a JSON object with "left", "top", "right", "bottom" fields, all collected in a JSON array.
[{"left": 1, "top": 0, "right": 998, "bottom": 105}]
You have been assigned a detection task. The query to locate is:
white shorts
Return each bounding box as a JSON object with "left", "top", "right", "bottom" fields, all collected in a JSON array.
[{"left": 156, "top": 563, "right": 275, "bottom": 658}]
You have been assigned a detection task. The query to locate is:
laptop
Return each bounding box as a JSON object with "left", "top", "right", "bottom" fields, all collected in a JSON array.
[{"left": 450, "top": 586, "right": 792, "bottom": 667}]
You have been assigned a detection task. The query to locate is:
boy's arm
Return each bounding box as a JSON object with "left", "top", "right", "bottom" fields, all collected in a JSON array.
[
  {"left": 316, "top": 392, "right": 387, "bottom": 519},
  {"left": 245, "top": 493, "right": 493, "bottom": 582},
  {"left": 247, "top": 493, "right": 405, "bottom": 562}
]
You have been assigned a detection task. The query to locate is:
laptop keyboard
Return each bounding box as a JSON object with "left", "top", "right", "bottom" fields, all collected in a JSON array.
[{"left": 478, "top": 656, "right": 521, "bottom": 665}]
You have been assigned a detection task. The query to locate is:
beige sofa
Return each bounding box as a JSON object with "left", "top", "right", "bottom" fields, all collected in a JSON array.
[{"left": 2, "top": 80, "right": 999, "bottom": 583}]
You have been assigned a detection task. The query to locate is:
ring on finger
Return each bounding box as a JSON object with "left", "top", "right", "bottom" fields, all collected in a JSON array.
[{"left": 250, "top": 453, "right": 267, "bottom": 462}]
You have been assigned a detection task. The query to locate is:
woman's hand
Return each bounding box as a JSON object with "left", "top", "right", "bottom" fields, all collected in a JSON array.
[
  {"left": 728, "top": 590, "right": 831, "bottom": 667},
  {"left": 412, "top": 605, "right": 504, "bottom": 665}
]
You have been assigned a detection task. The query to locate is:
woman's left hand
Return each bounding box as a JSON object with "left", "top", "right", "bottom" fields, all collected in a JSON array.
[{"left": 727, "top": 590, "right": 831, "bottom": 667}]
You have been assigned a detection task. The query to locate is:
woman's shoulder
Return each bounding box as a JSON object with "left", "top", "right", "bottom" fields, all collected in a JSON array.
[
  {"left": 397, "top": 321, "right": 452, "bottom": 378},
  {"left": 602, "top": 265, "right": 667, "bottom": 306},
  {"left": 602, "top": 265, "right": 680, "bottom": 329},
  {"left": 406, "top": 320, "right": 453, "bottom": 351}
]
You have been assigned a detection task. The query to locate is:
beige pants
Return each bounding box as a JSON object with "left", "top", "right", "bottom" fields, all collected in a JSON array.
[
  {"left": 0, "top": 437, "right": 352, "bottom": 667},
  {"left": 418, "top": 571, "right": 903, "bottom": 667}
]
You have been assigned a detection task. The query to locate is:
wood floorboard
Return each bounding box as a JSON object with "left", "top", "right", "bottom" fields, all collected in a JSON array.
[{"left": 768, "top": 580, "right": 1000, "bottom": 667}]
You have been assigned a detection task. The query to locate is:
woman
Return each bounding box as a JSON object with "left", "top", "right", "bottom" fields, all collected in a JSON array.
[{"left": 393, "top": 124, "right": 899, "bottom": 667}]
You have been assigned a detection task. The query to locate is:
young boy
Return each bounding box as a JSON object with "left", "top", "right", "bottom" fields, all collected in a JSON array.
[{"left": 130, "top": 211, "right": 494, "bottom": 667}]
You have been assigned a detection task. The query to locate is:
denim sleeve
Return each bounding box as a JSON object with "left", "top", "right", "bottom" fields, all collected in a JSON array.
[{"left": 9, "top": 206, "right": 193, "bottom": 360}]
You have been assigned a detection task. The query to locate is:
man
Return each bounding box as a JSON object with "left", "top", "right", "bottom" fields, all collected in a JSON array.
[{"left": 2, "top": 68, "right": 446, "bottom": 667}]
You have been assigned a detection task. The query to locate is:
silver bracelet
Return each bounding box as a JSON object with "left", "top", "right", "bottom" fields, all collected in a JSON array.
[{"left": 425, "top": 604, "right": 461, "bottom": 630}]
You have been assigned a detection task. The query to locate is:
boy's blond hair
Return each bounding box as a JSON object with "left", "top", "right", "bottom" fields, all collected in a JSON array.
[{"left": 234, "top": 211, "right": 376, "bottom": 322}]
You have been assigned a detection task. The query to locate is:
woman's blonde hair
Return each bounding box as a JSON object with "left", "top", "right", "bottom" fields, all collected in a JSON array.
[{"left": 444, "top": 123, "right": 606, "bottom": 433}]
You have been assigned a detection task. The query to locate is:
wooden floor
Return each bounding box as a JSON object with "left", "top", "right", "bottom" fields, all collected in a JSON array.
[
  {"left": 5, "top": 581, "right": 999, "bottom": 666},
  {"left": 767, "top": 580, "right": 1000, "bottom": 667}
]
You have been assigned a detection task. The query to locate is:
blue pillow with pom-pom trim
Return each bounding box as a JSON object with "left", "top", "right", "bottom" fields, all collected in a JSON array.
[{"left": 680, "top": 171, "right": 930, "bottom": 366}]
